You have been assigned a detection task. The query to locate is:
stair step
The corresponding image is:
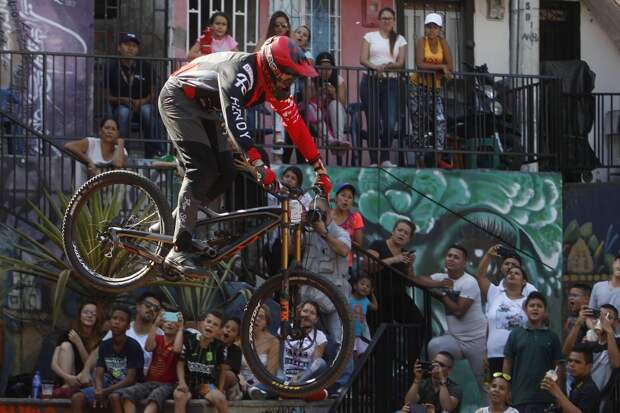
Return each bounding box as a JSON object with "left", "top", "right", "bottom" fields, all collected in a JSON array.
[{"left": 0, "top": 398, "right": 334, "bottom": 413}]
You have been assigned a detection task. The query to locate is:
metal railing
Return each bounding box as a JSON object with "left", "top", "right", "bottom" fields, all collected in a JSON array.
[
  {"left": 330, "top": 323, "right": 423, "bottom": 413},
  {"left": 1, "top": 50, "right": 565, "bottom": 170}
]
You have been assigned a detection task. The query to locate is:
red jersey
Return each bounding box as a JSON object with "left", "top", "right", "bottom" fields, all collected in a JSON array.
[{"left": 145, "top": 334, "right": 178, "bottom": 383}]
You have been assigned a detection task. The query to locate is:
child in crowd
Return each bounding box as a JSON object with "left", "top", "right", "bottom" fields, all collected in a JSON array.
[
  {"left": 503, "top": 292, "right": 563, "bottom": 412},
  {"left": 249, "top": 301, "right": 329, "bottom": 401},
  {"left": 218, "top": 317, "right": 243, "bottom": 401},
  {"left": 71, "top": 305, "right": 144, "bottom": 413},
  {"left": 188, "top": 12, "right": 238, "bottom": 60},
  {"left": 349, "top": 275, "right": 378, "bottom": 356},
  {"left": 174, "top": 311, "right": 229, "bottom": 413},
  {"left": 120, "top": 310, "right": 184, "bottom": 413},
  {"left": 293, "top": 25, "right": 313, "bottom": 62}
]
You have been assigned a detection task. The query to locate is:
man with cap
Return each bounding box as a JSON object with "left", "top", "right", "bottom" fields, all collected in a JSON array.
[
  {"left": 106, "top": 33, "right": 161, "bottom": 158},
  {"left": 158, "top": 36, "right": 332, "bottom": 275}
]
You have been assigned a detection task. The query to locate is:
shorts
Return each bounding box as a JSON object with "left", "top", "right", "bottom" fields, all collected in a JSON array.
[
  {"left": 119, "top": 381, "right": 175, "bottom": 411},
  {"left": 79, "top": 377, "right": 114, "bottom": 402},
  {"left": 354, "top": 337, "right": 369, "bottom": 354},
  {"left": 227, "top": 381, "right": 243, "bottom": 401}
]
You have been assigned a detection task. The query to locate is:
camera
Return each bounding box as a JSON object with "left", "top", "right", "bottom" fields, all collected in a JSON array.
[
  {"left": 589, "top": 308, "right": 601, "bottom": 318},
  {"left": 306, "top": 208, "right": 327, "bottom": 224},
  {"left": 419, "top": 361, "right": 434, "bottom": 377}
]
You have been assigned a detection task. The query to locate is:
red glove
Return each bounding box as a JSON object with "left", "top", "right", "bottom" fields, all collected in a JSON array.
[
  {"left": 312, "top": 158, "right": 331, "bottom": 197},
  {"left": 256, "top": 164, "right": 276, "bottom": 187},
  {"left": 199, "top": 27, "right": 213, "bottom": 55}
]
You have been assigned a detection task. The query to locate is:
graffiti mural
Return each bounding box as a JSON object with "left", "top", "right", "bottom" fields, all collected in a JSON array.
[
  {"left": 275, "top": 166, "right": 563, "bottom": 411},
  {"left": 564, "top": 183, "right": 620, "bottom": 284},
  {"left": 0, "top": 0, "right": 94, "bottom": 146}
]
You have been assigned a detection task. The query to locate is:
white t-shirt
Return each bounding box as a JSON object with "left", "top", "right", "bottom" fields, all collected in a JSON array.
[
  {"left": 589, "top": 280, "right": 620, "bottom": 310},
  {"left": 103, "top": 322, "right": 163, "bottom": 376},
  {"left": 431, "top": 272, "right": 487, "bottom": 341},
  {"left": 475, "top": 407, "right": 519, "bottom": 413},
  {"left": 281, "top": 328, "right": 327, "bottom": 378},
  {"left": 498, "top": 279, "right": 537, "bottom": 300},
  {"left": 363, "top": 31, "right": 407, "bottom": 67},
  {"left": 85, "top": 137, "right": 127, "bottom": 166},
  {"left": 486, "top": 284, "right": 528, "bottom": 358}
]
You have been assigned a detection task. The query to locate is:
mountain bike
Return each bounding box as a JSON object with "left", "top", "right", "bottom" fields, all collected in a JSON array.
[{"left": 61, "top": 169, "right": 353, "bottom": 396}]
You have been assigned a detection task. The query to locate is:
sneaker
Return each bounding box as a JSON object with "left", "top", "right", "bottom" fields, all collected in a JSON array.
[
  {"left": 304, "top": 388, "right": 328, "bottom": 402},
  {"left": 380, "top": 160, "right": 397, "bottom": 168},
  {"left": 248, "top": 386, "right": 268, "bottom": 400},
  {"left": 164, "top": 249, "right": 209, "bottom": 276},
  {"left": 369, "top": 163, "right": 378, "bottom": 167}
]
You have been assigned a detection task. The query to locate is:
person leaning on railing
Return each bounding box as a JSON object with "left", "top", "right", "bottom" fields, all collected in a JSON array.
[
  {"left": 408, "top": 13, "right": 453, "bottom": 168},
  {"left": 64, "top": 117, "right": 127, "bottom": 178},
  {"left": 359, "top": 6, "right": 407, "bottom": 168},
  {"left": 366, "top": 218, "right": 423, "bottom": 326}
]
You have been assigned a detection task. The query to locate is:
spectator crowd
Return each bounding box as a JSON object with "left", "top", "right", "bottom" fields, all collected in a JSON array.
[{"left": 5, "top": 7, "right": 619, "bottom": 413}]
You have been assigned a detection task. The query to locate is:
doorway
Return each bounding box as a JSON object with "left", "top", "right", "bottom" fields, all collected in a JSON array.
[{"left": 540, "top": 0, "right": 581, "bottom": 62}]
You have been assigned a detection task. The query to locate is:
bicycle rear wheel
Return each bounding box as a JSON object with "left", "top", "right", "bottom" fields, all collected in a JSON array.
[
  {"left": 62, "top": 170, "right": 173, "bottom": 291},
  {"left": 241, "top": 270, "right": 354, "bottom": 397}
]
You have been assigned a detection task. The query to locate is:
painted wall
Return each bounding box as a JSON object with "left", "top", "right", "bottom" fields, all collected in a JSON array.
[
  {"left": 473, "top": 0, "right": 511, "bottom": 73},
  {"left": 580, "top": 3, "right": 620, "bottom": 92},
  {"left": 563, "top": 182, "right": 620, "bottom": 284}
]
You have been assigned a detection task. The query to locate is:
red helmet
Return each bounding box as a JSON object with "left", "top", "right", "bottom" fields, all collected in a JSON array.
[{"left": 258, "top": 36, "right": 318, "bottom": 79}]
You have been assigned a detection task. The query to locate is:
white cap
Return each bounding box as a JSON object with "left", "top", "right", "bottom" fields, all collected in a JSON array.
[{"left": 424, "top": 13, "right": 443, "bottom": 27}]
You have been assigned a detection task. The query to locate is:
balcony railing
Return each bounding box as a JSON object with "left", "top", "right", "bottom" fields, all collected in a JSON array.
[{"left": 1, "top": 50, "right": 572, "bottom": 172}]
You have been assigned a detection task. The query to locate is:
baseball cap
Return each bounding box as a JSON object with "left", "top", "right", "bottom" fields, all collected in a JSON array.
[
  {"left": 119, "top": 33, "right": 140, "bottom": 45},
  {"left": 424, "top": 13, "right": 443, "bottom": 27},
  {"left": 335, "top": 183, "right": 356, "bottom": 196}
]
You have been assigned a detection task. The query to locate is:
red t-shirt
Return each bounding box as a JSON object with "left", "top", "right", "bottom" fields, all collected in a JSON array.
[
  {"left": 145, "top": 335, "right": 178, "bottom": 383},
  {"left": 338, "top": 212, "right": 364, "bottom": 266}
]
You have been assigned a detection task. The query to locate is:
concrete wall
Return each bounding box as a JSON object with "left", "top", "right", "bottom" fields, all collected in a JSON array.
[
  {"left": 473, "top": 0, "right": 511, "bottom": 73},
  {"left": 580, "top": 3, "right": 620, "bottom": 93}
]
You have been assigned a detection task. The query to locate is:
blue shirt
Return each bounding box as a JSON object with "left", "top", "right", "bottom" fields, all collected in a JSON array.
[{"left": 349, "top": 296, "right": 370, "bottom": 337}]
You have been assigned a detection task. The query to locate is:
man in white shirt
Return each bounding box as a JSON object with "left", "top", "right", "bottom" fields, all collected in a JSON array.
[
  {"left": 416, "top": 245, "right": 487, "bottom": 398},
  {"left": 102, "top": 292, "right": 164, "bottom": 376}
]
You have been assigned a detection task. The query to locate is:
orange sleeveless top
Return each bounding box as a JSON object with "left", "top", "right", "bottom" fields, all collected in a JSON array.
[{"left": 411, "top": 37, "right": 445, "bottom": 89}]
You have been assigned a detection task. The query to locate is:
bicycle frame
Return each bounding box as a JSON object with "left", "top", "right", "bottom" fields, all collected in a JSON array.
[{"left": 103, "top": 190, "right": 306, "bottom": 339}]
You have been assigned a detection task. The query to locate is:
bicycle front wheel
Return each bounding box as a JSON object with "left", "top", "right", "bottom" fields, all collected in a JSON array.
[
  {"left": 62, "top": 170, "right": 173, "bottom": 291},
  {"left": 241, "top": 270, "right": 354, "bottom": 397}
]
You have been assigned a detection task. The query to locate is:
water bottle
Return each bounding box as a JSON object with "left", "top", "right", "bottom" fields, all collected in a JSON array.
[{"left": 31, "top": 370, "right": 41, "bottom": 399}]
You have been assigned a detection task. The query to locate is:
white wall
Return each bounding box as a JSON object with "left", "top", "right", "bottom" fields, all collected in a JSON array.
[
  {"left": 580, "top": 4, "right": 620, "bottom": 92},
  {"left": 473, "top": 0, "right": 511, "bottom": 73}
]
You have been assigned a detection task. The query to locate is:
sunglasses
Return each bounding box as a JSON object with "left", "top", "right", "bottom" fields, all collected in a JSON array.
[
  {"left": 142, "top": 300, "right": 161, "bottom": 312},
  {"left": 274, "top": 23, "right": 289, "bottom": 28},
  {"left": 492, "top": 372, "right": 511, "bottom": 382}
]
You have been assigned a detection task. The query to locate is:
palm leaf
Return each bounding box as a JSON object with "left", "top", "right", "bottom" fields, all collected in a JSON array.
[{"left": 52, "top": 269, "right": 72, "bottom": 327}]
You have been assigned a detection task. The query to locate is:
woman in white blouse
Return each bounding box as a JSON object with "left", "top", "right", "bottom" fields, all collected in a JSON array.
[{"left": 359, "top": 7, "right": 407, "bottom": 167}]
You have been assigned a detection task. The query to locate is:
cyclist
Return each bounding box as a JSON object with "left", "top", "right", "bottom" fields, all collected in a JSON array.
[{"left": 158, "top": 36, "right": 332, "bottom": 275}]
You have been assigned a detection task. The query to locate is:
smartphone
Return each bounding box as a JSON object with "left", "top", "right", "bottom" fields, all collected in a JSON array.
[
  {"left": 162, "top": 311, "right": 178, "bottom": 322},
  {"left": 405, "top": 249, "right": 416, "bottom": 255},
  {"left": 496, "top": 245, "right": 513, "bottom": 257},
  {"left": 590, "top": 308, "right": 601, "bottom": 318}
]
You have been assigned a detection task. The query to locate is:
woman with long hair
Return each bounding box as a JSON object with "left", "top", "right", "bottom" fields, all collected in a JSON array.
[
  {"left": 360, "top": 7, "right": 407, "bottom": 167},
  {"left": 255, "top": 11, "right": 291, "bottom": 51},
  {"left": 51, "top": 301, "right": 104, "bottom": 397}
]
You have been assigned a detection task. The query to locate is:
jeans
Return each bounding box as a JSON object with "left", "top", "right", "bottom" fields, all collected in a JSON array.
[
  {"left": 110, "top": 102, "right": 162, "bottom": 157},
  {"left": 360, "top": 74, "right": 404, "bottom": 164}
]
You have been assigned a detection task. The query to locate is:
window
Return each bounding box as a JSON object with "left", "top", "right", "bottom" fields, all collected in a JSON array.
[
  {"left": 270, "top": 0, "right": 341, "bottom": 61},
  {"left": 187, "top": 0, "right": 259, "bottom": 52}
]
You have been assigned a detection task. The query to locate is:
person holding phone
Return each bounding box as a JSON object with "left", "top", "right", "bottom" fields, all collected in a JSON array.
[
  {"left": 476, "top": 245, "right": 537, "bottom": 299},
  {"left": 402, "top": 352, "right": 462, "bottom": 412},
  {"left": 119, "top": 310, "right": 184, "bottom": 413}
]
